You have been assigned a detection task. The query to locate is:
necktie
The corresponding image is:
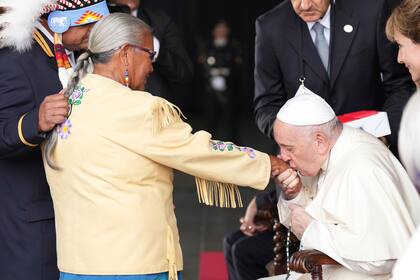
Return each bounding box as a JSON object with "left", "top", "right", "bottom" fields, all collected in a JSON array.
[{"left": 312, "top": 22, "right": 329, "bottom": 72}]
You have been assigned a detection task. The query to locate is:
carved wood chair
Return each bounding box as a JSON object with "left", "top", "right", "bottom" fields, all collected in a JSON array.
[
  {"left": 269, "top": 219, "right": 300, "bottom": 275},
  {"left": 270, "top": 219, "right": 340, "bottom": 280},
  {"left": 289, "top": 249, "right": 339, "bottom": 280},
  {"left": 256, "top": 203, "right": 340, "bottom": 280},
  {"left": 260, "top": 208, "right": 300, "bottom": 276},
  {"left": 254, "top": 202, "right": 277, "bottom": 228}
]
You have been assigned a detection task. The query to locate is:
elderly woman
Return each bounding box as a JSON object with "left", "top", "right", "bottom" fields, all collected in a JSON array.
[
  {"left": 42, "top": 13, "right": 285, "bottom": 280},
  {"left": 386, "top": 0, "right": 420, "bottom": 278}
]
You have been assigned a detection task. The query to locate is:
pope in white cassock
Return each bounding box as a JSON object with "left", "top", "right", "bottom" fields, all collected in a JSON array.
[{"left": 260, "top": 86, "right": 420, "bottom": 280}]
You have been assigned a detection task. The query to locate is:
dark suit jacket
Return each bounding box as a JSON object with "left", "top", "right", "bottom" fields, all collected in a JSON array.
[
  {"left": 137, "top": 8, "right": 194, "bottom": 103},
  {"left": 254, "top": 0, "right": 415, "bottom": 155},
  {"left": 0, "top": 32, "right": 60, "bottom": 280}
]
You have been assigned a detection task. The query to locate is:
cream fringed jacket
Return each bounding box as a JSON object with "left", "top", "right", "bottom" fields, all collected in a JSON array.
[{"left": 43, "top": 74, "right": 270, "bottom": 279}]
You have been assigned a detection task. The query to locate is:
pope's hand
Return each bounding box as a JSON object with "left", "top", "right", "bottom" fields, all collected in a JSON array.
[
  {"left": 289, "top": 203, "right": 314, "bottom": 239},
  {"left": 274, "top": 167, "right": 302, "bottom": 199},
  {"left": 38, "top": 91, "right": 69, "bottom": 132}
]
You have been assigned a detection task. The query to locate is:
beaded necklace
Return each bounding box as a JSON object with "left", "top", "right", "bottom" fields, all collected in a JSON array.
[{"left": 285, "top": 225, "right": 292, "bottom": 280}]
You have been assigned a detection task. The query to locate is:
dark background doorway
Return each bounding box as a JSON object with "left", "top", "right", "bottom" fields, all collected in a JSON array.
[{"left": 142, "top": 0, "right": 281, "bottom": 116}]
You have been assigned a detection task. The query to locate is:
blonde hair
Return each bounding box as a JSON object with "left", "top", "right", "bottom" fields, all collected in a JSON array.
[
  {"left": 386, "top": 0, "right": 420, "bottom": 44},
  {"left": 399, "top": 90, "right": 420, "bottom": 185},
  {"left": 43, "top": 13, "right": 152, "bottom": 169}
]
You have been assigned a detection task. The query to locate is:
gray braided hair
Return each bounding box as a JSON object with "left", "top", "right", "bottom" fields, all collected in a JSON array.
[{"left": 43, "top": 13, "right": 153, "bottom": 169}]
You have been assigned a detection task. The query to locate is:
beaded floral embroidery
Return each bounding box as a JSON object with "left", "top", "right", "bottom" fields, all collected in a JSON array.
[
  {"left": 57, "top": 85, "right": 89, "bottom": 140},
  {"left": 57, "top": 118, "right": 72, "bottom": 139},
  {"left": 210, "top": 140, "right": 256, "bottom": 159},
  {"left": 238, "top": 146, "right": 257, "bottom": 159},
  {"left": 68, "top": 85, "right": 89, "bottom": 106}
]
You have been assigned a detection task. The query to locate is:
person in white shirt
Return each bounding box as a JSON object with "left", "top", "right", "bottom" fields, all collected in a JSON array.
[{"left": 260, "top": 85, "right": 420, "bottom": 280}]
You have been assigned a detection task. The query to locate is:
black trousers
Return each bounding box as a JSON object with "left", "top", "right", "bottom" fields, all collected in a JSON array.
[{"left": 223, "top": 229, "right": 275, "bottom": 280}]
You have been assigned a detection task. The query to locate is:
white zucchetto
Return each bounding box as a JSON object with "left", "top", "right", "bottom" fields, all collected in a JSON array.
[{"left": 276, "top": 85, "right": 336, "bottom": 126}]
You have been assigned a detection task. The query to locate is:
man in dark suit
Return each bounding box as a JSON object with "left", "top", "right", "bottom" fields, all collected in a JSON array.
[
  {"left": 224, "top": 0, "right": 416, "bottom": 279},
  {"left": 0, "top": 1, "right": 109, "bottom": 279},
  {"left": 254, "top": 0, "right": 415, "bottom": 153},
  {"left": 0, "top": 42, "right": 63, "bottom": 280},
  {"left": 109, "top": 0, "right": 194, "bottom": 103}
]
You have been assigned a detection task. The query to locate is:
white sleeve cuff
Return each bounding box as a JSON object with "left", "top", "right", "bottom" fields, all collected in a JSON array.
[
  {"left": 277, "top": 189, "right": 304, "bottom": 227},
  {"left": 279, "top": 189, "right": 304, "bottom": 206}
]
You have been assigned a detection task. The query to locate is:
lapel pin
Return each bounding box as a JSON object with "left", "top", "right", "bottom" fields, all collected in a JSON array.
[{"left": 343, "top": 24, "right": 353, "bottom": 33}]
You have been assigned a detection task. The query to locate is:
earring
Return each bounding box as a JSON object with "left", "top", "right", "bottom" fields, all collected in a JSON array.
[{"left": 124, "top": 69, "right": 129, "bottom": 87}]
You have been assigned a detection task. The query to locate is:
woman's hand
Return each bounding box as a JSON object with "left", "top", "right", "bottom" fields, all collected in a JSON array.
[{"left": 269, "top": 155, "right": 289, "bottom": 178}]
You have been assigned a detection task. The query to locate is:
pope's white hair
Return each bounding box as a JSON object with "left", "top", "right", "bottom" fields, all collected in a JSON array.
[
  {"left": 399, "top": 90, "right": 420, "bottom": 185},
  {"left": 299, "top": 117, "right": 343, "bottom": 140},
  {"left": 0, "top": 0, "right": 55, "bottom": 52}
]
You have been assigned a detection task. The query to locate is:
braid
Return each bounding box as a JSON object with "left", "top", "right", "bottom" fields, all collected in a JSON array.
[
  {"left": 43, "top": 13, "right": 154, "bottom": 170},
  {"left": 63, "top": 52, "right": 91, "bottom": 98},
  {"left": 43, "top": 51, "right": 91, "bottom": 170}
]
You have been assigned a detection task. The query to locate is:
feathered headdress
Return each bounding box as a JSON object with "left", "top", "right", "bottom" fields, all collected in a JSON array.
[
  {"left": 0, "top": 0, "right": 108, "bottom": 53},
  {"left": 0, "top": 0, "right": 56, "bottom": 52},
  {"left": 0, "top": 0, "right": 108, "bottom": 87}
]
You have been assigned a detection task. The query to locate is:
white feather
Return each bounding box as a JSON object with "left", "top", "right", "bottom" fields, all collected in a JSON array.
[{"left": 0, "top": 0, "right": 56, "bottom": 52}]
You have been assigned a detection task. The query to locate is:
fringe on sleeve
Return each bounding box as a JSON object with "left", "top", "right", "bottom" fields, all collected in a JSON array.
[
  {"left": 152, "top": 98, "right": 185, "bottom": 135},
  {"left": 151, "top": 98, "right": 243, "bottom": 208},
  {"left": 195, "top": 177, "right": 243, "bottom": 208}
]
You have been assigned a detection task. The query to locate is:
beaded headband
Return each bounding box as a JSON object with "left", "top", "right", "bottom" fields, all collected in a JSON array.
[
  {"left": 48, "top": 0, "right": 109, "bottom": 33},
  {"left": 0, "top": 0, "right": 108, "bottom": 51}
]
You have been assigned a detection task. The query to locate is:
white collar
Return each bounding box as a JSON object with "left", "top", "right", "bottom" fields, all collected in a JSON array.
[{"left": 35, "top": 21, "right": 54, "bottom": 43}]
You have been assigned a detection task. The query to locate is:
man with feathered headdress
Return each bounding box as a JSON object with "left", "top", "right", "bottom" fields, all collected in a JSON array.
[{"left": 0, "top": 1, "right": 108, "bottom": 279}]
